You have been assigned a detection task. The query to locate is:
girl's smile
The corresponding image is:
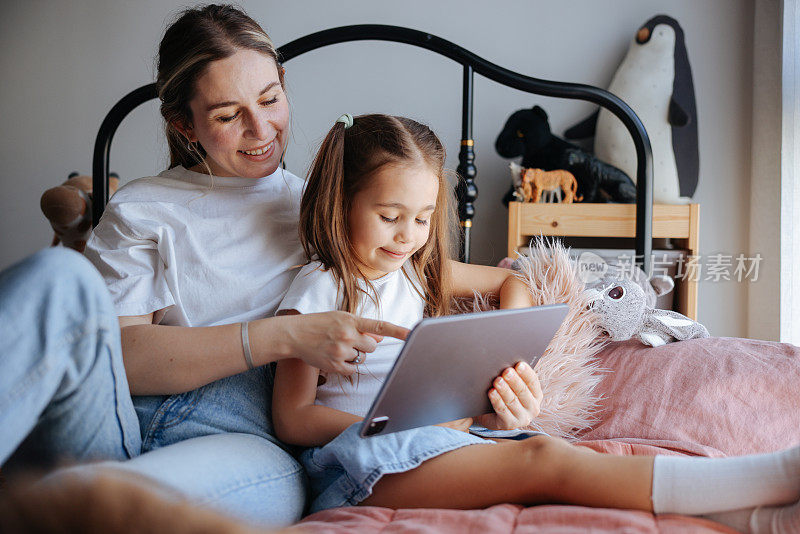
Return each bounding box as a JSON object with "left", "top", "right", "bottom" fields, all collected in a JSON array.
[
  {"left": 380, "top": 248, "right": 410, "bottom": 259},
  {"left": 348, "top": 163, "right": 439, "bottom": 280}
]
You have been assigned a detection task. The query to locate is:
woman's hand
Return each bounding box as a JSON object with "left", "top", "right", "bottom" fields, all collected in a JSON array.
[
  {"left": 476, "top": 362, "right": 543, "bottom": 430},
  {"left": 267, "top": 310, "right": 409, "bottom": 375}
]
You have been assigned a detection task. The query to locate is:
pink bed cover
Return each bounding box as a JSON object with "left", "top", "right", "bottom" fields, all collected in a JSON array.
[{"left": 289, "top": 337, "right": 800, "bottom": 533}]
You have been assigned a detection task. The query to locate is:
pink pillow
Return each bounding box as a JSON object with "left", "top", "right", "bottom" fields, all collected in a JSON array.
[{"left": 580, "top": 337, "right": 800, "bottom": 457}]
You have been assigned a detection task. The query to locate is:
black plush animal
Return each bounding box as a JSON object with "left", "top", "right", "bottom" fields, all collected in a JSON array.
[{"left": 495, "top": 106, "right": 637, "bottom": 205}]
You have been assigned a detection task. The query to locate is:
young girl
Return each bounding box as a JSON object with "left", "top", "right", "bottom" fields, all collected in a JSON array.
[{"left": 273, "top": 114, "right": 799, "bottom": 532}]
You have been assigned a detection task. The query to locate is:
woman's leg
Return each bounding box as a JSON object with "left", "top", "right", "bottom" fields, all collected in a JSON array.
[
  {"left": 47, "top": 433, "right": 307, "bottom": 528},
  {"left": 0, "top": 248, "right": 140, "bottom": 469},
  {"left": 128, "top": 357, "right": 308, "bottom": 526},
  {"left": 0, "top": 468, "right": 263, "bottom": 534},
  {"left": 362, "top": 435, "right": 655, "bottom": 511}
]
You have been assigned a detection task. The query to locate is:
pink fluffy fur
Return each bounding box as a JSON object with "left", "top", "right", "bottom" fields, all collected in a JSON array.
[{"left": 468, "top": 239, "right": 608, "bottom": 439}]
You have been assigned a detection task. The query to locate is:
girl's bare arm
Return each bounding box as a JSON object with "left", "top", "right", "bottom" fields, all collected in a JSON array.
[
  {"left": 447, "top": 260, "right": 534, "bottom": 309},
  {"left": 272, "top": 357, "right": 362, "bottom": 447}
]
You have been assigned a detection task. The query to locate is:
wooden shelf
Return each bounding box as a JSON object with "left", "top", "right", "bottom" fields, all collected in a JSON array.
[{"left": 508, "top": 202, "right": 700, "bottom": 319}]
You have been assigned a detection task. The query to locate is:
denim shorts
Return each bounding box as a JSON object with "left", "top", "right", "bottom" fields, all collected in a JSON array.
[
  {"left": 133, "top": 365, "right": 283, "bottom": 453},
  {"left": 301, "top": 422, "right": 495, "bottom": 513}
]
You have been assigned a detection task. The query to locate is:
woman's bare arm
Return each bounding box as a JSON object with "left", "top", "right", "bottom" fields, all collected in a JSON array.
[
  {"left": 120, "top": 312, "right": 294, "bottom": 395},
  {"left": 119, "top": 310, "right": 409, "bottom": 396},
  {"left": 447, "top": 260, "right": 534, "bottom": 309}
]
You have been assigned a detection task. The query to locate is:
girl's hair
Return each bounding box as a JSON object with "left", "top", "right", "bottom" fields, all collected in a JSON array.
[
  {"left": 156, "top": 4, "right": 284, "bottom": 170},
  {"left": 300, "top": 114, "right": 454, "bottom": 317}
]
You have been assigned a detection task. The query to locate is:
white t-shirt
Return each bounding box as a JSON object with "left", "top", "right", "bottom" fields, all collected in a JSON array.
[
  {"left": 278, "top": 261, "right": 425, "bottom": 417},
  {"left": 85, "top": 165, "right": 306, "bottom": 327}
]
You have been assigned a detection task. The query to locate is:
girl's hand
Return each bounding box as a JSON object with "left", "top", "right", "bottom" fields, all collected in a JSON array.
[
  {"left": 271, "top": 310, "right": 409, "bottom": 375},
  {"left": 436, "top": 417, "right": 474, "bottom": 433},
  {"left": 476, "top": 362, "right": 543, "bottom": 430}
]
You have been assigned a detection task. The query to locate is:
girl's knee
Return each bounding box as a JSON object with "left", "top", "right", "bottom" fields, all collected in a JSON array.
[
  {"left": 517, "top": 435, "right": 578, "bottom": 486},
  {"left": 519, "top": 434, "right": 572, "bottom": 458}
]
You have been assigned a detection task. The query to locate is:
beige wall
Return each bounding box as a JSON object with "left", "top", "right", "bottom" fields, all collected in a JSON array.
[{"left": 749, "top": 0, "right": 781, "bottom": 340}]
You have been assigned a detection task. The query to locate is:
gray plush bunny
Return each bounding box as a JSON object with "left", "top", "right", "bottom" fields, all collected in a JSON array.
[{"left": 585, "top": 278, "right": 709, "bottom": 347}]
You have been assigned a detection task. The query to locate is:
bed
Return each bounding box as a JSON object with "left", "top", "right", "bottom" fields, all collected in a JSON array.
[{"left": 91, "top": 25, "right": 800, "bottom": 533}]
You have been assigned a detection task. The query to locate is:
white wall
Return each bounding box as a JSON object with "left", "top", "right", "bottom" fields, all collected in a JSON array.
[
  {"left": 779, "top": 0, "right": 800, "bottom": 344},
  {"left": 0, "top": 0, "right": 756, "bottom": 338}
]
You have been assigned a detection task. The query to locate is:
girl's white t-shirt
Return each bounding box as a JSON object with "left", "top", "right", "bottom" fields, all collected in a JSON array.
[
  {"left": 277, "top": 261, "right": 425, "bottom": 417},
  {"left": 85, "top": 165, "right": 306, "bottom": 327}
]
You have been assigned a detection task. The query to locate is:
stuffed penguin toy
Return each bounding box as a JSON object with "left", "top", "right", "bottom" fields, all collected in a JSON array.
[{"left": 565, "top": 15, "right": 699, "bottom": 205}]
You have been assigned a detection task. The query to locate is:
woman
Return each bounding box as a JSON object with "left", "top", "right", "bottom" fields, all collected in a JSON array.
[{"left": 0, "top": 5, "right": 405, "bottom": 527}]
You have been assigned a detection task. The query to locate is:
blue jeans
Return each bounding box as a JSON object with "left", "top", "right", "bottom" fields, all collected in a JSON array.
[{"left": 0, "top": 248, "right": 306, "bottom": 527}]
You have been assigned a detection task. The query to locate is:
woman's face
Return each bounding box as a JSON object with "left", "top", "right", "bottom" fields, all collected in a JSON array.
[{"left": 183, "top": 49, "right": 289, "bottom": 179}]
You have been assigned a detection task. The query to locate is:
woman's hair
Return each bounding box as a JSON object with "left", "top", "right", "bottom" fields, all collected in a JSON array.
[
  {"left": 300, "top": 114, "right": 454, "bottom": 318},
  {"left": 156, "top": 4, "right": 284, "bottom": 170}
]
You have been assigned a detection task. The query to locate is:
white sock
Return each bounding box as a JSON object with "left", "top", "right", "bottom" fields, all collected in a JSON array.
[
  {"left": 702, "top": 508, "right": 754, "bottom": 533},
  {"left": 703, "top": 500, "right": 800, "bottom": 534},
  {"left": 651, "top": 446, "right": 800, "bottom": 515},
  {"left": 751, "top": 500, "right": 800, "bottom": 534}
]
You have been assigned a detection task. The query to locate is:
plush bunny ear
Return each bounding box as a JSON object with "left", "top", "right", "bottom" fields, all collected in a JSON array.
[
  {"left": 649, "top": 309, "right": 710, "bottom": 341},
  {"left": 653, "top": 314, "right": 694, "bottom": 328},
  {"left": 649, "top": 275, "right": 675, "bottom": 297},
  {"left": 639, "top": 331, "right": 668, "bottom": 347}
]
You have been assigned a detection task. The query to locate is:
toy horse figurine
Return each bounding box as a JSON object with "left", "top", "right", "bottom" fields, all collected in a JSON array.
[
  {"left": 496, "top": 105, "right": 636, "bottom": 205},
  {"left": 521, "top": 168, "right": 582, "bottom": 204}
]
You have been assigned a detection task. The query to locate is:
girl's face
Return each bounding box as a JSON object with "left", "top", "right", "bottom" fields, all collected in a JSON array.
[
  {"left": 182, "top": 49, "right": 289, "bottom": 179},
  {"left": 348, "top": 163, "right": 440, "bottom": 280}
]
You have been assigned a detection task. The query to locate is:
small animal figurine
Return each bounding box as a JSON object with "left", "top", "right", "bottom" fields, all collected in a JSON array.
[
  {"left": 521, "top": 168, "right": 582, "bottom": 204},
  {"left": 496, "top": 105, "right": 636, "bottom": 205},
  {"left": 585, "top": 278, "right": 709, "bottom": 347}
]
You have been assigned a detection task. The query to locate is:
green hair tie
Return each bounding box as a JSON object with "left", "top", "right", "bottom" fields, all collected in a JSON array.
[{"left": 335, "top": 113, "right": 354, "bottom": 129}]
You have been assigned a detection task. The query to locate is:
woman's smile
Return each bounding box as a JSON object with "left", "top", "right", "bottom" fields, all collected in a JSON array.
[{"left": 238, "top": 140, "right": 275, "bottom": 160}]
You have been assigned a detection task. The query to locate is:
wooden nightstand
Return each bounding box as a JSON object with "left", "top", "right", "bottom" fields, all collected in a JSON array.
[{"left": 507, "top": 202, "right": 700, "bottom": 319}]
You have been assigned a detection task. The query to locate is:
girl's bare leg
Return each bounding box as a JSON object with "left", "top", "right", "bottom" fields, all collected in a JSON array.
[{"left": 361, "top": 435, "right": 654, "bottom": 511}]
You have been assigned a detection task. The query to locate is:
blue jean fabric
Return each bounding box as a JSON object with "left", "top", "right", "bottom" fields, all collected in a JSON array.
[
  {"left": 0, "top": 248, "right": 306, "bottom": 527},
  {"left": 302, "top": 422, "right": 494, "bottom": 513}
]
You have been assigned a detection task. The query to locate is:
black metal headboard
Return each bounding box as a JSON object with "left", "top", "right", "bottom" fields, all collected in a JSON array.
[{"left": 92, "top": 24, "right": 653, "bottom": 270}]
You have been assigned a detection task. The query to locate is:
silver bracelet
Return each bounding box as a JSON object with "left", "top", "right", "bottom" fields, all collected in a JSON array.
[{"left": 240, "top": 321, "right": 255, "bottom": 370}]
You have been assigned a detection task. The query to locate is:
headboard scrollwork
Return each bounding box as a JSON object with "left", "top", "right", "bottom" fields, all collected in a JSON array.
[{"left": 92, "top": 24, "right": 653, "bottom": 270}]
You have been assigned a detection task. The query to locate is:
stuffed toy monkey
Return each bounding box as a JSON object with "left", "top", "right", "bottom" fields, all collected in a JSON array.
[{"left": 40, "top": 172, "right": 119, "bottom": 252}]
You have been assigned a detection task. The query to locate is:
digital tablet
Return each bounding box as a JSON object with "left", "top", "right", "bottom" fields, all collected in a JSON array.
[{"left": 359, "top": 303, "right": 569, "bottom": 438}]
